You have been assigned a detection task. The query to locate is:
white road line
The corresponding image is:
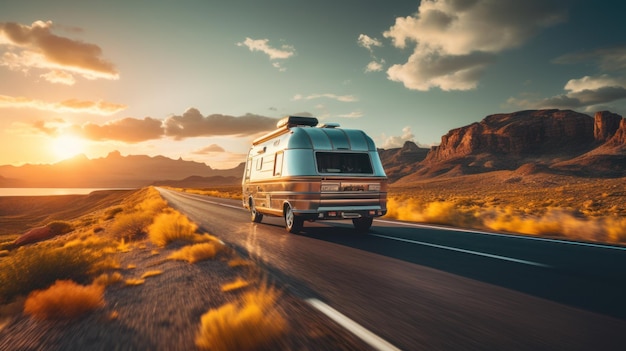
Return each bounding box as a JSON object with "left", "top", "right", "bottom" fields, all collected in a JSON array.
[
  {"left": 374, "top": 219, "right": 626, "bottom": 251},
  {"left": 370, "top": 233, "right": 550, "bottom": 268},
  {"left": 306, "top": 298, "right": 402, "bottom": 351}
]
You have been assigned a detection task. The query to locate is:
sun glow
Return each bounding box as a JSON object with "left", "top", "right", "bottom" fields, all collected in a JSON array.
[{"left": 52, "top": 135, "right": 86, "bottom": 160}]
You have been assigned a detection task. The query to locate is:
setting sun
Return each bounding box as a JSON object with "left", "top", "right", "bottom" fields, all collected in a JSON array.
[{"left": 51, "top": 135, "right": 86, "bottom": 160}]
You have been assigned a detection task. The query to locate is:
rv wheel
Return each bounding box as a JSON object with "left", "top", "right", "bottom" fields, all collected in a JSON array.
[
  {"left": 352, "top": 217, "right": 373, "bottom": 233},
  {"left": 284, "top": 204, "right": 303, "bottom": 234},
  {"left": 249, "top": 199, "right": 263, "bottom": 223}
]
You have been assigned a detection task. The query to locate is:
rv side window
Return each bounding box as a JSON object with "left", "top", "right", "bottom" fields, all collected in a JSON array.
[
  {"left": 256, "top": 157, "right": 263, "bottom": 171},
  {"left": 245, "top": 159, "right": 252, "bottom": 180},
  {"left": 315, "top": 152, "right": 373, "bottom": 174},
  {"left": 274, "top": 152, "right": 283, "bottom": 176}
]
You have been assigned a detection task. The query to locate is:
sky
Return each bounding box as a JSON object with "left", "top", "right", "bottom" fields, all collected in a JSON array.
[{"left": 1, "top": 0, "right": 625, "bottom": 169}]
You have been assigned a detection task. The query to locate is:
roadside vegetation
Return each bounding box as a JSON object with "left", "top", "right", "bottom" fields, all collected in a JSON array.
[
  {"left": 0, "top": 186, "right": 288, "bottom": 350},
  {"left": 388, "top": 174, "right": 626, "bottom": 244}
]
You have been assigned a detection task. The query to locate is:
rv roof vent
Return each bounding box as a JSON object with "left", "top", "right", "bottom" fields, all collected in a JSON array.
[
  {"left": 276, "top": 116, "right": 318, "bottom": 128},
  {"left": 319, "top": 123, "right": 340, "bottom": 128}
]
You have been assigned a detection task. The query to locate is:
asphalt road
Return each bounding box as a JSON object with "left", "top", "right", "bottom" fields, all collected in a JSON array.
[{"left": 158, "top": 188, "right": 626, "bottom": 351}]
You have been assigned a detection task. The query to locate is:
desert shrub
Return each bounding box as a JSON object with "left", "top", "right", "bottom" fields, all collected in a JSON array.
[
  {"left": 47, "top": 221, "right": 74, "bottom": 236},
  {"left": 195, "top": 284, "right": 287, "bottom": 351},
  {"left": 141, "top": 270, "right": 163, "bottom": 279},
  {"left": 483, "top": 208, "right": 614, "bottom": 242},
  {"left": 135, "top": 195, "right": 169, "bottom": 215},
  {"left": 168, "top": 242, "right": 226, "bottom": 263},
  {"left": 124, "top": 278, "right": 145, "bottom": 286},
  {"left": 104, "top": 206, "right": 124, "bottom": 220},
  {"left": 93, "top": 272, "right": 123, "bottom": 286},
  {"left": 148, "top": 211, "right": 198, "bottom": 246},
  {"left": 605, "top": 217, "right": 626, "bottom": 243},
  {"left": 111, "top": 211, "right": 154, "bottom": 241},
  {"left": 386, "top": 196, "right": 480, "bottom": 228},
  {"left": 24, "top": 280, "right": 105, "bottom": 320},
  {"left": 221, "top": 277, "right": 250, "bottom": 293},
  {"left": 0, "top": 239, "right": 111, "bottom": 304}
]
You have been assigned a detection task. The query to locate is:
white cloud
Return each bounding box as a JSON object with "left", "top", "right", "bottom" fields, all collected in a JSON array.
[
  {"left": 507, "top": 46, "right": 626, "bottom": 112},
  {"left": 381, "top": 126, "right": 416, "bottom": 149},
  {"left": 0, "top": 94, "right": 127, "bottom": 115},
  {"left": 365, "top": 60, "right": 384, "bottom": 73},
  {"left": 357, "top": 34, "right": 382, "bottom": 52},
  {"left": 337, "top": 111, "right": 363, "bottom": 118},
  {"left": 0, "top": 20, "right": 119, "bottom": 83},
  {"left": 237, "top": 37, "right": 295, "bottom": 71},
  {"left": 292, "top": 93, "right": 358, "bottom": 102},
  {"left": 382, "top": 0, "right": 567, "bottom": 91}
]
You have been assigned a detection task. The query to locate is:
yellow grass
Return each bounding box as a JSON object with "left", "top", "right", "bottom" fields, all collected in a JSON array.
[
  {"left": 0, "top": 237, "right": 114, "bottom": 304},
  {"left": 148, "top": 211, "right": 198, "bottom": 246},
  {"left": 386, "top": 189, "right": 626, "bottom": 244},
  {"left": 93, "top": 272, "right": 123, "bottom": 286},
  {"left": 227, "top": 258, "right": 254, "bottom": 268},
  {"left": 141, "top": 270, "right": 163, "bottom": 279},
  {"left": 195, "top": 284, "right": 287, "bottom": 351},
  {"left": 221, "top": 277, "right": 250, "bottom": 292},
  {"left": 168, "top": 242, "right": 226, "bottom": 263},
  {"left": 23, "top": 280, "right": 105, "bottom": 320},
  {"left": 111, "top": 211, "right": 154, "bottom": 241},
  {"left": 124, "top": 279, "right": 145, "bottom": 286}
]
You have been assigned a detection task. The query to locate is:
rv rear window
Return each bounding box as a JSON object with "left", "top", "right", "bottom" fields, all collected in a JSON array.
[{"left": 315, "top": 152, "right": 373, "bottom": 174}]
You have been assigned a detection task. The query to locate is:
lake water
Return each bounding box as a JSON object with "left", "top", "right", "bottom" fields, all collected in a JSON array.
[{"left": 0, "top": 188, "right": 135, "bottom": 196}]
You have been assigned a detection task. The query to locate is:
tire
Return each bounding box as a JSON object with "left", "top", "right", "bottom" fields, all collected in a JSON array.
[
  {"left": 284, "top": 204, "right": 304, "bottom": 234},
  {"left": 249, "top": 199, "right": 263, "bottom": 223},
  {"left": 352, "top": 217, "right": 373, "bottom": 233}
]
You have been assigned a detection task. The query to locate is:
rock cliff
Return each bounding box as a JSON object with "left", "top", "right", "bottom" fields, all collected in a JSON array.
[
  {"left": 384, "top": 109, "right": 626, "bottom": 183},
  {"left": 423, "top": 110, "right": 595, "bottom": 165}
]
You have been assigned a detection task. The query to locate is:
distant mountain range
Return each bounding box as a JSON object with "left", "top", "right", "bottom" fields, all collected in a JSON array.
[
  {"left": 1, "top": 110, "right": 624, "bottom": 188},
  {"left": 0, "top": 151, "right": 243, "bottom": 188}
]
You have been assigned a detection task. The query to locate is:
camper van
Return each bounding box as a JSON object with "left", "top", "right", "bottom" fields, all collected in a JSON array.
[{"left": 242, "top": 116, "right": 387, "bottom": 233}]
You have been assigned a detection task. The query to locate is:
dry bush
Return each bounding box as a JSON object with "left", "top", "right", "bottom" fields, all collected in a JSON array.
[
  {"left": 0, "top": 238, "right": 112, "bottom": 304},
  {"left": 140, "top": 270, "right": 163, "bottom": 279},
  {"left": 168, "top": 242, "right": 226, "bottom": 263},
  {"left": 124, "top": 279, "right": 145, "bottom": 286},
  {"left": 111, "top": 211, "right": 154, "bottom": 241},
  {"left": 23, "top": 280, "right": 105, "bottom": 320},
  {"left": 103, "top": 206, "right": 124, "bottom": 220},
  {"left": 386, "top": 196, "right": 480, "bottom": 228},
  {"left": 483, "top": 208, "right": 615, "bottom": 242},
  {"left": 93, "top": 272, "right": 123, "bottom": 286},
  {"left": 195, "top": 284, "right": 287, "bottom": 351},
  {"left": 136, "top": 196, "right": 169, "bottom": 215},
  {"left": 606, "top": 217, "right": 626, "bottom": 243},
  {"left": 148, "top": 211, "right": 198, "bottom": 247},
  {"left": 221, "top": 277, "right": 250, "bottom": 293}
]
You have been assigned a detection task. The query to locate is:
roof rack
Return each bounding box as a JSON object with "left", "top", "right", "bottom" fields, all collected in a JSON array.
[{"left": 276, "top": 116, "right": 318, "bottom": 128}]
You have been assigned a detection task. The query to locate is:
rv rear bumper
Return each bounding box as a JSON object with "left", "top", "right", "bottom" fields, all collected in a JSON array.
[{"left": 294, "top": 206, "right": 387, "bottom": 220}]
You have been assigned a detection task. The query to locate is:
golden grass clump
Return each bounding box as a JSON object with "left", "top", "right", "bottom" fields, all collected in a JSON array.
[
  {"left": 168, "top": 242, "right": 226, "bottom": 263},
  {"left": 0, "top": 238, "right": 113, "bottom": 304},
  {"left": 23, "top": 280, "right": 105, "bottom": 320},
  {"left": 93, "top": 272, "right": 123, "bottom": 286},
  {"left": 141, "top": 270, "right": 163, "bottom": 279},
  {"left": 195, "top": 285, "right": 287, "bottom": 351},
  {"left": 111, "top": 211, "right": 154, "bottom": 241},
  {"left": 148, "top": 211, "right": 199, "bottom": 247},
  {"left": 221, "top": 277, "right": 250, "bottom": 293},
  {"left": 124, "top": 279, "right": 145, "bottom": 286}
]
